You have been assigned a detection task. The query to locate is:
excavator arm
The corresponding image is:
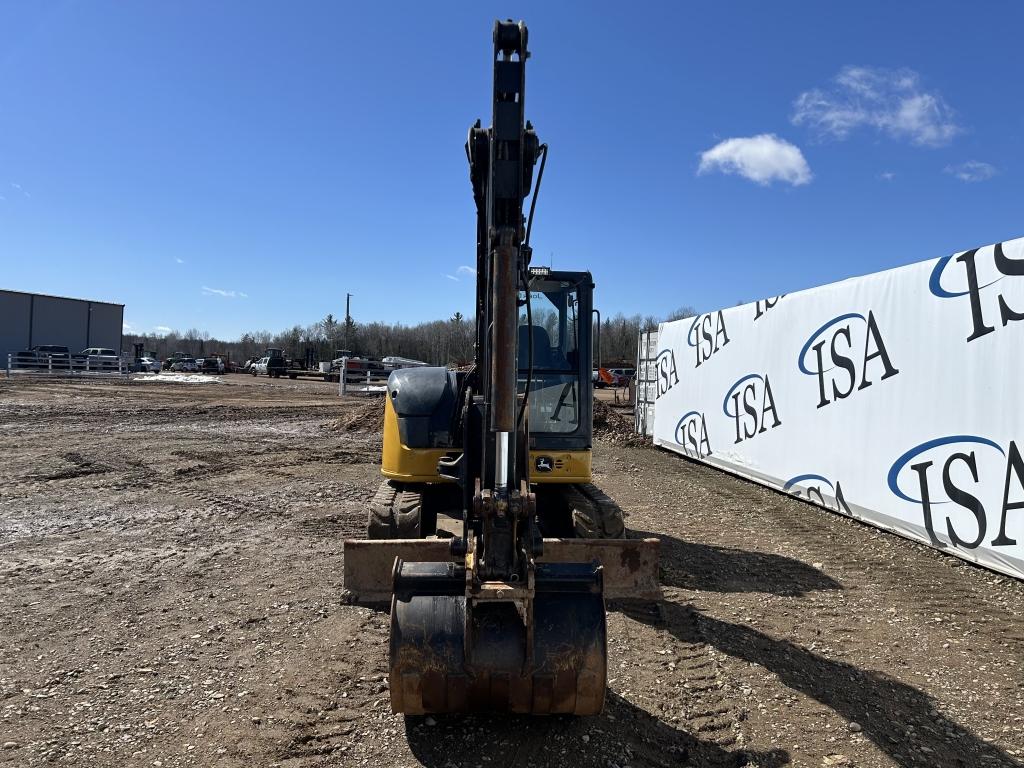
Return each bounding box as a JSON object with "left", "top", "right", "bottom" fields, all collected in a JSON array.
[{"left": 463, "top": 18, "right": 538, "bottom": 587}]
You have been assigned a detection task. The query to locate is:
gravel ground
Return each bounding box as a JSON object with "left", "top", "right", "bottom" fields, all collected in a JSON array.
[{"left": 0, "top": 376, "right": 1021, "bottom": 768}]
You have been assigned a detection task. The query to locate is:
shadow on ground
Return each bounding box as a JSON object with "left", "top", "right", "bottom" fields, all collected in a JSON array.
[
  {"left": 405, "top": 690, "right": 789, "bottom": 768},
  {"left": 627, "top": 600, "right": 1020, "bottom": 768},
  {"left": 632, "top": 529, "right": 843, "bottom": 596}
]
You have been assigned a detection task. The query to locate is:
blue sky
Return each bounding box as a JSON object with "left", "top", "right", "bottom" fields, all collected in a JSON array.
[{"left": 1, "top": 2, "right": 1021, "bottom": 339}]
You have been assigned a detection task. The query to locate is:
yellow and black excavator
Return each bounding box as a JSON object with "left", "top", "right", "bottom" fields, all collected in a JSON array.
[{"left": 343, "top": 20, "right": 659, "bottom": 716}]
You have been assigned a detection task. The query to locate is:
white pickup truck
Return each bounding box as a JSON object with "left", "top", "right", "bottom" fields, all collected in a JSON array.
[{"left": 80, "top": 348, "right": 121, "bottom": 371}]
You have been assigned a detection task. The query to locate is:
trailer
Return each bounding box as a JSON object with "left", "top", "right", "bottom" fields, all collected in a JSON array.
[{"left": 285, "top": 356, "right": 431, "bottom": 386}]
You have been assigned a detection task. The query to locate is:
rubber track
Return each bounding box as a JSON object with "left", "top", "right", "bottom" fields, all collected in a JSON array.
[
  {"left": 367, "top": 480, "right": 398, "bottom": 539},
  {"left": 366, "top": 480, "right": 422, "bottom": 539},
  {"left": 566, "top": 482, "right": 627, "bottom": 539},
  {"left": 393, "top": 486, "right": 422, "bottom": 538}
]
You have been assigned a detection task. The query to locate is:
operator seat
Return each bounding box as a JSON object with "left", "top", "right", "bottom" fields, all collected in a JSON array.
[{"left": 518, "top": 325, "right": 562, "bottom": 369}]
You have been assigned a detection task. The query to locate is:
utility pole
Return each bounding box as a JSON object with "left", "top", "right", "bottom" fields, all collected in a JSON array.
[{"left": 345, "top": 293, "right": 353, "bottom": 352}]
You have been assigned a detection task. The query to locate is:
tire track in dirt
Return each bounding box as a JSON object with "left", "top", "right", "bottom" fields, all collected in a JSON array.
[
  {"left": 616, "top": 442, "right": 1023, "bottom": 654},
  {"left": 611, "top": 598, "right": 747, "bottom": 763},
  {"left": 603, "top": 441, "right": 1024, "bottom": 767}
]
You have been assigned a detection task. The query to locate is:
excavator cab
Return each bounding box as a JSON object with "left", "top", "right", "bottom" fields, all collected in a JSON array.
[
  {"left": 518, "top": 271, "right": 588, "bottom": 441},
  {"left": 341, "top": 19, "right": 659, "bottom": 717}
]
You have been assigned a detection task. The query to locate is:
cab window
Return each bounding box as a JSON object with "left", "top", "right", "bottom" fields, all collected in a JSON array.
[{"left": 517, "top": 278, "right": 581, "bottom": 433}]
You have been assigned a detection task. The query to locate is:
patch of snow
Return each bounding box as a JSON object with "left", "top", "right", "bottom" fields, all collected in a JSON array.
[{"left": 133, "top": 373, "right": 225, "bottom": 384}]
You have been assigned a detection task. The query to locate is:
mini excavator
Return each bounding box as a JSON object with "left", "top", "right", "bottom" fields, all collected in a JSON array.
[{"left": 343, "top": 20, "right": 660, "bottom": 716}]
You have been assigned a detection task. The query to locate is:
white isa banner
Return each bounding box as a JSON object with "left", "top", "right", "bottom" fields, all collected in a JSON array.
[{"left": 652, "top": 236, "right": 1024, "bottom": 580}]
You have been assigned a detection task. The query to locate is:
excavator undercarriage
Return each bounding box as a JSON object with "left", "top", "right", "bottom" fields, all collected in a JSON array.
[{"left": 367, "top": 480, "right": 626, "bottom": 540}]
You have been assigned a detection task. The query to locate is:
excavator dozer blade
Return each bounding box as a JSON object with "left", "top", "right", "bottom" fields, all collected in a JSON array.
[
  {"left": 342, "top": 537, "right": 661, "bottom": 603},
  {"left": 389, "top": 560, "right": 607, "bottom": 715}
]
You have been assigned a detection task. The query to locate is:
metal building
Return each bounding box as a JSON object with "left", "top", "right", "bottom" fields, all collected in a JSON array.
[{"left": 0, "top": 289, "right": 124, "bottom": 359}]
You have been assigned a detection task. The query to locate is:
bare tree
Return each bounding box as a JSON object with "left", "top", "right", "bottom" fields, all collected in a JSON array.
[
  {"left": 124, "top": 298, "right": 699, "bottom": 369},
  {"left": 665, "top": 306, "right": 697, "bottom": 321}
]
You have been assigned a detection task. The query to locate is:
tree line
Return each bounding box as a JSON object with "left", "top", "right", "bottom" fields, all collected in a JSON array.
[{"left": 123, "top": 307, "right": 695, "bottom": 368}]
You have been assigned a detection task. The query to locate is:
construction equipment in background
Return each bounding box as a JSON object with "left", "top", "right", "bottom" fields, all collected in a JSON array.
[
  {"left": 343, "top": 20, "right": 659, "bottom": 716},
  {"left": 130, "top": 342, "right": 161, "bottom": 373},
  {"left": 208, "top": 353, "right": 233, "bottom": 373},
  {"left": 380, "top": 355, "right": 428, "bottom": 369},
  {"left": 263, "top": 348, "right": 287, "bottom": 378},
  {"left": 331, "top": 351, "right": 383, "bottom": 379},
  {"left": 200, "top": 354, "right": 225, "bottom": 374},
  {"left": 594, "top": 366, "right": 615, "bottom": 389}
]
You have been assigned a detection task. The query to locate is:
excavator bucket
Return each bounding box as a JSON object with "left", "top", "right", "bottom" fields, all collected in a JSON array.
[
  {"left": 389, "top": 560, "right": 607, "bottom": 715},
  {"left": 342, "top": 538, "right": 660, "bottom": 715}
]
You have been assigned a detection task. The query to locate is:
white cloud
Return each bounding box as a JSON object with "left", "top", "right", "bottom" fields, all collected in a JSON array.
[
  {"left": 123, "top": 322, "right": 133, "bottom": 332},
  {"left": 792, "top": 66, "right": 959, "bottom": 147},
  {"left": 445, "top": 265, "right": 477, "bottom": 282},
  {"left": 944, "top": 160, "right": 998, "bottom": 182},
  {"left": 201, "top": 286, "right": 247, "bottom": 298},
  {"left": 880, "top": 171, "right": 896, "bottom": 181},
  {"left": 154, "top": 325, "right": 172, "bottom": 334},
  {"left": 175, "top": 258, "right": 185, "bottom": 264},
  {"left": 698, "top": 134, "right": 812, "bottom": 186}
]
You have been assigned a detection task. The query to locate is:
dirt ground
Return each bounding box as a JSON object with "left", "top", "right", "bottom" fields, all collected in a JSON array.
[{"left": 1, "top": 375, "right": 1022, "bottom": 768}]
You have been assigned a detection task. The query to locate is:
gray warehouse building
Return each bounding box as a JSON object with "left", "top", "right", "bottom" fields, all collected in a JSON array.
[{"left": 0, "top": 289, "right": 124, "bottom": 359}]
